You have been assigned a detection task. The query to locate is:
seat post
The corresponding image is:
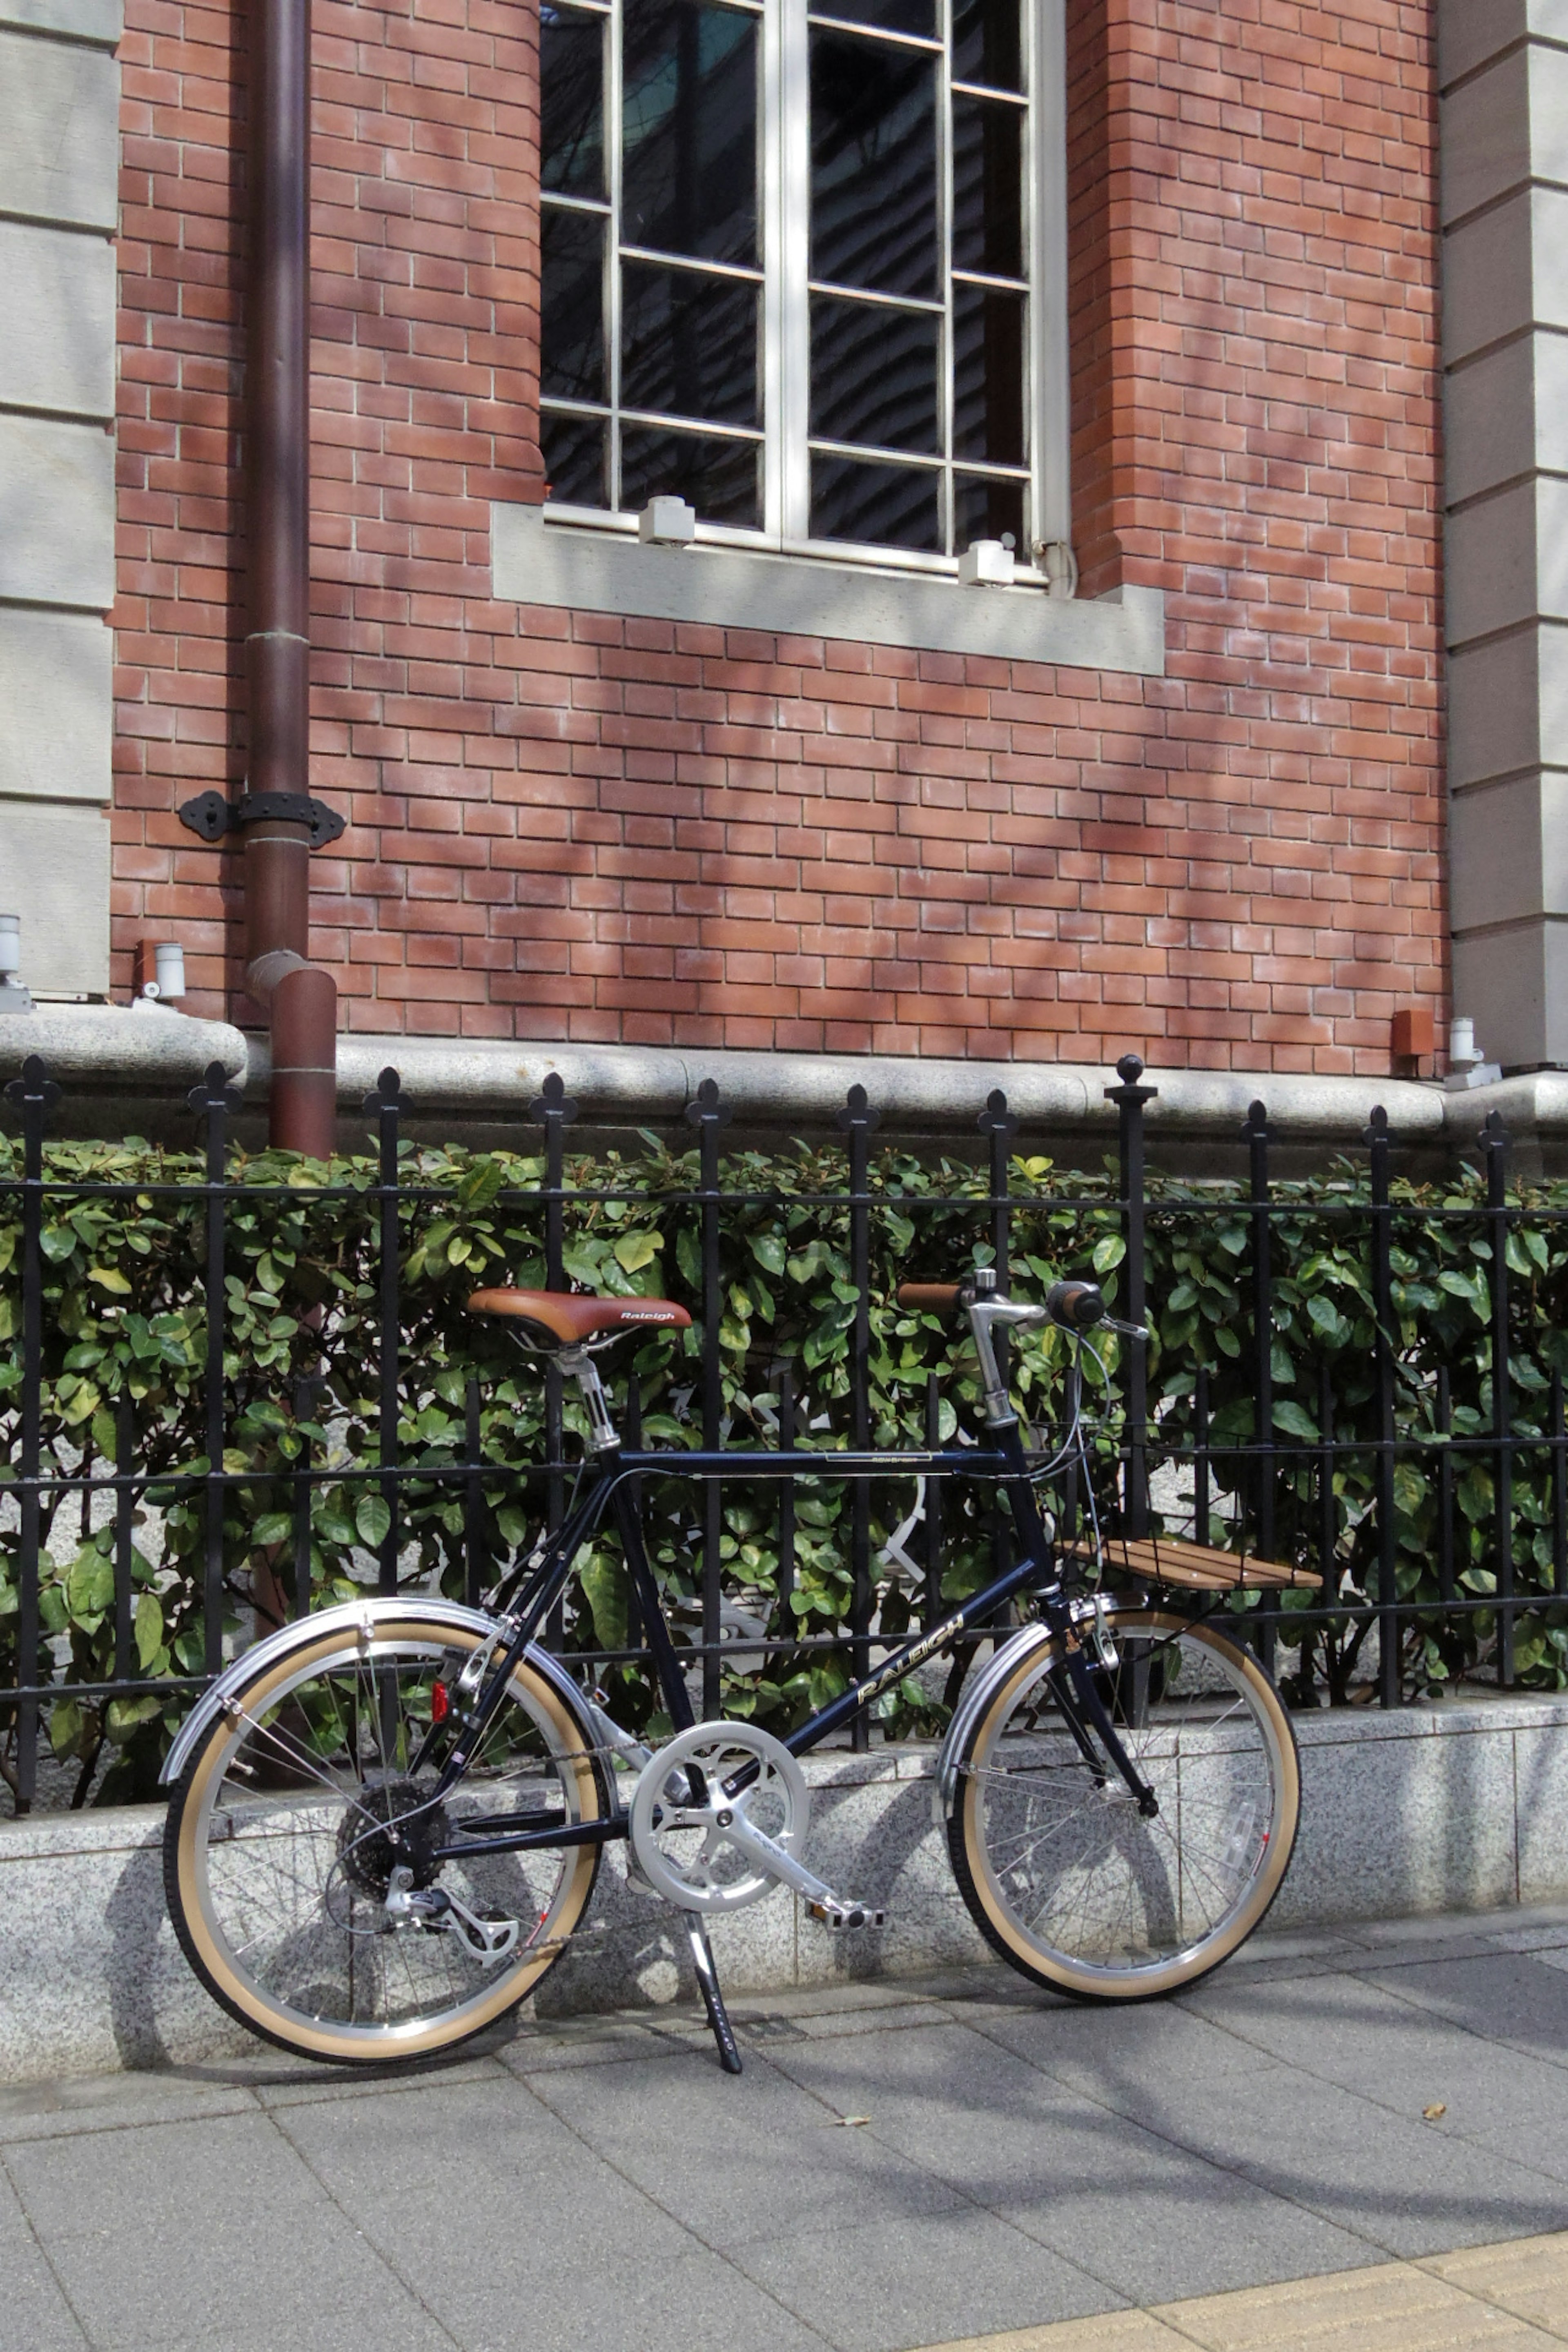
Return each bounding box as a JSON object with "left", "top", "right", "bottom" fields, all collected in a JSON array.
[{"left": 559, "top": 1348, "right": 621, "bottom": 1451}]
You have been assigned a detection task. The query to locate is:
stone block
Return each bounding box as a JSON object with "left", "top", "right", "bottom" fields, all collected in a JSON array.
[
  {"left": 1274, "top": 1715, "right": 1518, "bottom": 1930},
  {"left": 1439, "top": 0, "right": 1528, "bottom": 93},
  {"left": 0, "top": 799, "right": 110, "bottom": 994},
  {"left": 0, "top": 608, "right": 111, "bottom": 804},
  {"left": 1515, "top": 1722, "right": 1568, "bottom": 1900},
  {"left": 1445, "top": 336, "right": 1536, "bottom": 508},
  {"left": 1442, "top": 48, "right": 1532, "bottom": 229},
  {"left": 1452, "top": 924, "right": 1550, "bottom": 1070},
  {"left": 1446, "top": 478, "right": 1538, "bottom": 647},
  {"left": 1443, "top": 190, "right": 1568, "bottom": 362},
  {"left": 1449, "top": 628, "right": 1544, "bottom": 788},
  {"left": 0, "top": 33, "right": 117, "bottom": 230},
  {"left": 0, "top": 0, "right": 120, "bottom": 37},
  {"left": 0, "top": 223, "right": 114, "bottom": 420},
  {"left": 1450, "top": 772, "right": 1568, "bottom": 931},
  {"left": 0, "top": 414, "right": 114, "bottom": 610}
]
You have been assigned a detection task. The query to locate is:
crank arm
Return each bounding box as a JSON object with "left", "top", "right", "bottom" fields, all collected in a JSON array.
[{"left": 715, "top": 1811, "right": 875, "bottom": 1920}]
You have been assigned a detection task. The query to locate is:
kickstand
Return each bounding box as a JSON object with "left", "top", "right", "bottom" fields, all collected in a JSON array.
[{"left": 682, "top": 1910, "right": 743, "bottom": 2074}]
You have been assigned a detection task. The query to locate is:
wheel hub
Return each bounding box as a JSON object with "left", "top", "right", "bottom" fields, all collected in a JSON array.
[{"left": 335, "top": 1777, "right": 448, "bottom": 1896}]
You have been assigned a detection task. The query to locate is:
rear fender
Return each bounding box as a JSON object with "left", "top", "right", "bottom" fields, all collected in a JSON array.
[{"left": 159, "top": 1597, "right": 593, "bottom": 1786}]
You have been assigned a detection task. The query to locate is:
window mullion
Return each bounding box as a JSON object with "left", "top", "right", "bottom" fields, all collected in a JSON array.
[
  {"left": 940, "top": 0, "right": 953, "bottom": 557},
  {"left": 1029, "top": 0, "right": 1070, "bottom": 560},
  {"left": 606, "top": 0, "right": 624, "bottom": 510},
  {"left": 776, "top": 0, "right": 811, "bottom": 543}
]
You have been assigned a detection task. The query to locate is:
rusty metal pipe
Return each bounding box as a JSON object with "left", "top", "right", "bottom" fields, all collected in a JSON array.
[{"left": 243, "top": 0, "right": 337, "bottom": 1158}]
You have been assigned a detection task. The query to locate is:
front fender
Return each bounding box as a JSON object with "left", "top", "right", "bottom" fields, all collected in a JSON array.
[
  {"left": 159, "top": 1597, "right": 591, "bottom": 1786},
  {"left": 930, "top": 1620, "right": 1056, "bottom": 1829}
]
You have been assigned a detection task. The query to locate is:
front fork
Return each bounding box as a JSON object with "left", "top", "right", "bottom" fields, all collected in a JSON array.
[{"left": 993, "top": 1413, "right": 1161, "bottom": 1820}]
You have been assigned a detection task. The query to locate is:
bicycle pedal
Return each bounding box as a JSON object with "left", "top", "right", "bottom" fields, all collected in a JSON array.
[{"left": 806, "top": 1899, "right": 886, "bottom": 1932}]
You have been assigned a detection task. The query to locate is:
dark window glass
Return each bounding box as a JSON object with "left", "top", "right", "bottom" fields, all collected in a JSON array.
[
  {"left": 622, "top": 0, "right": 757, "bottom": 265},
  {"left": 810, "top": 31, "right": 937, "bottom": 300},
  {"left": 621, "top": 424, "right": 761, "bottom": 527},
  {"left": 951, "top": 0, "right": 1019, "bottom": 91},
  {"left": 541, "top": 208, "right": 605, "bottom": 401},
  {"left": 953, "top": 283, "right": 1023, "bottom": 465},
  {"left": 622, "top": 263, "right": 758, "bottom": 427},
  {"left": 952, "top": 95, "right": 1022, "bottom": 278},
  {"left": 810, "top": 295, "right": 938, "bottom": 454},
  {"left": 819, "top": 0, "right": 934, "bottom": 38},
  {"left": 542, "top": 410, "right": 608, "bottom": 507},
  {"left": 953, "top": 471, "right": 1023, "bottom": 553},
  {"left": 810, "top": 454, "right": 940, "bottom": 549},
  {"left": 541, "top": 4, "right": 604, "bottom": 198}
]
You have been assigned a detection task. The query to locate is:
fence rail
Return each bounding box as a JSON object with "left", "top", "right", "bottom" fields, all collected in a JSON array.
[{"left": 0, "top": 1047, "right": 1561, "bottom": 1813}]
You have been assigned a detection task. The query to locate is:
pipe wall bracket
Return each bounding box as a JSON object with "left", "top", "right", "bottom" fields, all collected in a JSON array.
[{"left": 177, "top": 791, "right": 346, "bottom": 850}]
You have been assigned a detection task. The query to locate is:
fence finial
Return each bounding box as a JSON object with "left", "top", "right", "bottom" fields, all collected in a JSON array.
[
  {"left": 362, "top": 1066, "right": 405, "bottom": 1117},
  {"left": 977, "top": 1088, "right": 1019, "bottom": 1140},
  {"left": 530, "top": 1069, "right": 580, "bottom": 1126},
  {"left": 835, "top": 1082, "right": 881, "bottom": 1133},
  {"left": 186, "top": 1060, "right": 242, "bottom": 1119},
  {"left": 3, "top": 1054, "right": 61, "bottom": 1115},
  {"left": 684, "top": 1076, "right": 733, "bottom": 1129}
]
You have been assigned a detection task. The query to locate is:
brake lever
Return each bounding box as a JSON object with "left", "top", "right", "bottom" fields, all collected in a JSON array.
[{"left": 1097, "top": 1316, "right": 1149, "bottom": 1341}]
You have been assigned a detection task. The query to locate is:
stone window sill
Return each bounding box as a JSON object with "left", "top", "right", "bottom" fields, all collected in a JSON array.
[{"left": 490, "top": 501, "right": 1165, "bottom": 676}]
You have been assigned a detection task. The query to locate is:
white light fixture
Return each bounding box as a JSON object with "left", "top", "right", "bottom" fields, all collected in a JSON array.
[
  {"left": 1450, "top": 1016, "right": 1479, "bottom": 1067},
  {"left": 958, "top": 538, "right": 1015, "bottom": 587},
  {"left": 0, "top": 913, "right": 32, "bottom": 1013},
  {"left": 637, "top": 496, "right": 697, "bottom": 546}
]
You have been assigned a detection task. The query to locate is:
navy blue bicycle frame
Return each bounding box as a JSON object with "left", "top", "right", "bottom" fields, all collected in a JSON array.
[{"left": 423, "top": 1413, "right": 1156, "bottom": 1866}]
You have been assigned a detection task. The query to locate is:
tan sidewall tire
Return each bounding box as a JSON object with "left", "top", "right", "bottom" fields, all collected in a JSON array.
[
  {"left": 166, "top": 1619, "right": 606, "bottom": 2064},
  {"left": 953, "top": 1610, "right": 1300, "bottom": 2002}
]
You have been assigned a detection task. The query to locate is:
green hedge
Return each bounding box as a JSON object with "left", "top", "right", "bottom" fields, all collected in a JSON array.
[{"left": 3, "top": 1125, "right": 1567, "bottom": 1806}]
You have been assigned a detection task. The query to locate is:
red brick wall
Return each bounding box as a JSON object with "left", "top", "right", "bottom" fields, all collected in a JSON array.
[{"left": 111, "top": 0, "right": 1445, "bottom": 1076}]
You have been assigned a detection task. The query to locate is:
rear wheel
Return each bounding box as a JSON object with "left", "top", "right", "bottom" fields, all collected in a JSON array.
[
  {"left": 164, "top": 1613, "right": 610, "bottom": 2063},
  {"left": 949, "top": 1609, "right": 1298, "bottom": 2000}
]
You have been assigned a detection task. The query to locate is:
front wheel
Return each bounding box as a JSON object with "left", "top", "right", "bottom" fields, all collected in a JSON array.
[
  {"left": 949, "top": 1610, "right": 1299, "bottom": 2001},
  {"left": 164, "top": 1612, "right": 611, "bottom": 2064}
]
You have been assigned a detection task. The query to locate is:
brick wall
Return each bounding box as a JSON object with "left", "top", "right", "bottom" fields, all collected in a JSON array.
[{"left": 110, "top": 0, "right": 1445, "bottom": 1076}]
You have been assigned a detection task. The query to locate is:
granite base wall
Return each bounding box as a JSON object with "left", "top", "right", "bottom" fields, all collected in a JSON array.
[{"left": 2, "top": 1694, "right": 1566, "bottom": 2084}]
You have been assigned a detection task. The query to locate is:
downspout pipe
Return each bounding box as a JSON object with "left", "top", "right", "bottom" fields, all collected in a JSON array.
[{"left": 243, "top": 0, "right": 337, "bottom": 1156}]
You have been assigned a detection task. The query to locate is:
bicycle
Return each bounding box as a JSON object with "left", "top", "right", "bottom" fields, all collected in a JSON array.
[{"left": 161, "top": 1268, "right": 1319, "bottom": 2071}]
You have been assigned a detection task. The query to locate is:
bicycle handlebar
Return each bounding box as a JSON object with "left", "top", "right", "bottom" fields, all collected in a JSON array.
[{"left": 895, "top": 1282, "right": 966, "bottom": 1316}]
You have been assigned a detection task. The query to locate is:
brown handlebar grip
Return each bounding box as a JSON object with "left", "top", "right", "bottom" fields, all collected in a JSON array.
[{"left": 896, "top": 1282, "right": 965, "bottom": 1316}]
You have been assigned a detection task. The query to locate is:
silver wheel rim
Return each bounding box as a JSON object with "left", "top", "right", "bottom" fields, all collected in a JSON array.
[
  {"left": 967, "top": 1621, "right": 1292, "bottom": 1992},
  {"left": 181, "top": 1632, "right": 594, "bottom": 2049}
]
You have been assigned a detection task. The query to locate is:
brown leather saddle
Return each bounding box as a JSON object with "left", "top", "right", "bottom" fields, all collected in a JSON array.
[{"left": 466, "top": 1287, "right": 691, "bottom": 1348}]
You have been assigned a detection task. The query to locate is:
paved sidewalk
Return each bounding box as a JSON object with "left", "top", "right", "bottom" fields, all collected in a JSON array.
[{"left": 7, "top": 1905, "right": 1568, "bottom": 2352}]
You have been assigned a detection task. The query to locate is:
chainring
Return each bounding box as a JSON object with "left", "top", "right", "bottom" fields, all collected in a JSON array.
[{"left": 628, "top": 1721, "right": 810, "bottom": 1913}]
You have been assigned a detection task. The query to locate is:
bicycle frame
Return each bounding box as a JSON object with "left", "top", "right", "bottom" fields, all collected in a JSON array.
[{"left": 421, "top": 1410, "right": 1156, "bottom": 1869}]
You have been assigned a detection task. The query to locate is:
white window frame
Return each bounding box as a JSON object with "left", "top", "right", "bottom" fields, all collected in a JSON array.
[{"left": 539, "top": 0, "right": 1071, "bottom": 588}]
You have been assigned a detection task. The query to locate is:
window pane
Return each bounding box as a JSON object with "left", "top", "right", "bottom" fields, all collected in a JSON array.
[
  {"left": 623, "top": 0, "right": 757, "bottom": 265},
  {"left": 952, "top": 95, "right": 1022, "bottom": 279},
  {"left": 621, "top": 424, "right": 761, "bottom": 527},
  {"left": 953, "top": 283, "right": 1024, "bottom": 464},
  {"left": 541, "top": 207, "right": 605, "bottom": 401},
  {"left": 953, "top": 472, "right": 1023, "bottom": 553},
  {"left": 811, "top": 31, "right": 938, "bottom": 300},
  {"left": 810, "top": 454, "right": 940, "bottom": 549},
  {"left": 810, "top": 295, "right": 938, "bottom": 454},
  {"left": 542, "top": 410, "right": 608, "bottom": 507},
  {"left": 541, "top": 4, "right": 604, "bottom": 198},
  {"left": 951, "top": 0, "right": 1020, "bottom": 92},
  {"left": 622, "top": 263, "right": 758, "bottom": 428},
  {"left": 818, "top": 0, "right": 934, "bottom": 38}
]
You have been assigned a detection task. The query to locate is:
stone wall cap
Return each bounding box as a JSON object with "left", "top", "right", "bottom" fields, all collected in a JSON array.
[
  {"left": 307, "top": 1034, "right": 1448, "bottom": 1140},
  {"left": 0, "top": 1003, "right": 248, "bottom": 1097}
]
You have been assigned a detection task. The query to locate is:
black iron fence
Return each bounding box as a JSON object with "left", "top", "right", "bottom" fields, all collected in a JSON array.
[{"left": 3, "top": 1047, "right": 1566, "bottom": 1813}]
